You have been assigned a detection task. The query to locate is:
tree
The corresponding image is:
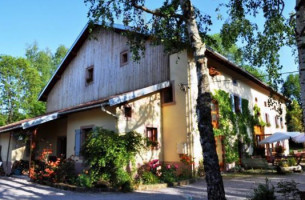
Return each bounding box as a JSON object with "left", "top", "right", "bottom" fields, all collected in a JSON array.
[
  {"left": 282, "top": 74, "right": 301, "bottom": 102},
  {"left": 286, "top": 100, "right": 304, "bottom": 132},
  {"left": 85, "top": 1, "right": 225, "bottom": 199},
  {"left": 219, "top": 1, "right": 305, "bottom": 128},
  {"left": 207, "top": 34, "right": 267, "bottom": 82},
  {"left": 0, "top": 56, "right": 35, "bottom": 123},
  {"left": 0, "top": 44, "right": 68, "bottom": 125},
  {"left": 282, "top": 74, "right": 304, "bottom": 132}
]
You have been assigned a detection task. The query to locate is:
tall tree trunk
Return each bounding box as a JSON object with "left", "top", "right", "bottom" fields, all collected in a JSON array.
[
  {"left": 180, "top": 1, "right": 226, "bottom": 199},
  {"left": 296, "top": 0, "right": 305, "bottom": 127}
]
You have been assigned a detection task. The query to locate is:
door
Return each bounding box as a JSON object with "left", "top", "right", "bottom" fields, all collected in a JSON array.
[
  {"left": 57, "top": 136, "right": 67, "bottom": 158},
  {"left": 215, "top": 136, "right": 225, "bottom": 171}
]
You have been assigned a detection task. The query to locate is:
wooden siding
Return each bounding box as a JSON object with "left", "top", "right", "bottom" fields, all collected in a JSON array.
[{"left": 46, "top": 29, "right": 169, "bottom": 112}]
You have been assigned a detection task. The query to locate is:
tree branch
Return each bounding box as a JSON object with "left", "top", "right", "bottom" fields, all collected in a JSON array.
[{"left": 131, "top": 1, "right": 184, "bottom": 19}]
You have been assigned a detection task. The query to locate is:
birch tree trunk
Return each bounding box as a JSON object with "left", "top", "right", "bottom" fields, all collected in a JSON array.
[
  {"left": 180, "top": 1, "right": 226, "bottom": 199},
  {"left": 296, "top": 0, "right": 305, "bottom": 126}
]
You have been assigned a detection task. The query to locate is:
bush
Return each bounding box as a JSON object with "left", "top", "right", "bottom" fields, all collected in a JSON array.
[
  {"left": 249, "top": 178, "right": 276, "bottom": 200},
  {"left": 77, "top": 173, "right": 93, "bottom": 188},
  {"left": 287, "top": 157, "right": 297, "bottom": 166},
  {"left": 141, "top": 171, "right": 160, "bottom": 184},
  {"left": 81, "top": 128, "right": 144, "bottom": 191},
  {"left": 160, "top": 164, "right": 178, "bottom": 184}
]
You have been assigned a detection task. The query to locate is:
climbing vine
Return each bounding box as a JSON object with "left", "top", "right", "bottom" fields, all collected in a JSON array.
[{"left": 213, "top": 90, "right": 254, "bottom": 164}]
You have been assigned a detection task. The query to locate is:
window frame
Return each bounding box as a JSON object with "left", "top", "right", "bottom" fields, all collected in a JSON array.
[
  {"left": 85, "top": 65, "right": 94, "bottom": 85},
  {"left": 120, "top": 50, "right": 129, "bottom": 67},
  {"left": 161, "top": 81, "right": 175, "bottom": 105},
  {"left": 80, "top": 125, "right": 94, "bottom": 155},
  {"left": 211, "top": 100, "right": 219, "bottom": 129},
  {"left": 146, "top": 127, "right": 158, "bottom": 150},
  {"left": 124, "top": 105, "right": 132, "bottom": 118}
]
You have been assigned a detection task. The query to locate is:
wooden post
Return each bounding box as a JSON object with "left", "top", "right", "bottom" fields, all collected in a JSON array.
[
  {"left": 29, "top": 129, "right": 37, "bottom": 178},
  {"left": 5, "top": 133, "right": 12, "bottom": 175}
]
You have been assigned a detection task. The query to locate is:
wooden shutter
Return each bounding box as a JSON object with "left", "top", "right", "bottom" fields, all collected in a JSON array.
[
  {"left": 230, "top": 94, "right": 235, "bottom": 112},
  {"left": 239, "top": 97, "right": 242, "bottom": 113},
  {"left": 75, "top": 129, "right": 81, "bottom": 156}
]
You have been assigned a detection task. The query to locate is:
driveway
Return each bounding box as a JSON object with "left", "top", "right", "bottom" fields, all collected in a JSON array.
[{"left": 1, "top": 173, "right": 305, "bottom": 200}]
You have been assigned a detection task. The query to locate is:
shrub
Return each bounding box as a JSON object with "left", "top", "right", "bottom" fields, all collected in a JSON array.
[
  {"left": 141, "top": 171, "right": 159, "bottom": 184},
  {"left": 287, "top": 157, "right": 297, "bottom": 166},
  {"left": 160, "top": 164, "right": 178, "bottom": 184},
  {"left": 249, "top": 178, "right": 276, "bottom": 200},
  {"left": 81, "top": 128, "right": 144, "bottom": 191},
  {"left": 179, "top": 154, "right": 194, "bottom": 165},
  {"left": 30, "top": 151, "right": 77, "bottom": 185},
  {"left": 77, "top": 173, "right": 93, "bottom": 188}
]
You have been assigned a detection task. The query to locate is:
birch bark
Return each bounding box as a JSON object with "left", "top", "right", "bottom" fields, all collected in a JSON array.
[
  {"left": 296, "top": 0, "right": 305, "bottom": 126},
  {"left": 180, "top": 0, "right": 226, "bottom": 199}
]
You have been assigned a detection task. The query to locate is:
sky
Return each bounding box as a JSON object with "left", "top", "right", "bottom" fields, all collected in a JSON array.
[{"left": 0, "top": 0, "right": 298, "bottom": 77}]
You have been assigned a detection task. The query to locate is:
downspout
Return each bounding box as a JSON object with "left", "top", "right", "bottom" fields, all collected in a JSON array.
[{"left": 6, "top": 132, "right": 12, "bottom": 175}]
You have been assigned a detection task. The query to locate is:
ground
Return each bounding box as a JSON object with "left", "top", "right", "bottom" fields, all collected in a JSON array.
[{"left": 1, "top": 173, "right": 305, "bottom": 200}]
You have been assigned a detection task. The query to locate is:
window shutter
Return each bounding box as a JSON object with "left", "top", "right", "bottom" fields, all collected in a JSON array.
[
  {"left": 239, "top": 97, "right": 242, "bottom": 113},
  {"left": 75, "top": 129, "right": 81, "bottom": 156},
  {"left": 230, "top": 94, "right": 235, "bottom": 112}
]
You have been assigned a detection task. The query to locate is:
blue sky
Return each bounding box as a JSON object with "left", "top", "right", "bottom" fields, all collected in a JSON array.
[{"left": 0, "top": 0, "right": 298, "bottom": 76}]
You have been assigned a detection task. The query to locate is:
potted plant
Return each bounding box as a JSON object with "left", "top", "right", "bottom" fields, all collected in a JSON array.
[{"left": 275, "top": 146, "right": 284, "bottom": 156}]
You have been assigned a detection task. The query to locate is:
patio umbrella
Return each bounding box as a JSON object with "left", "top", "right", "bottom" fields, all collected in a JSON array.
[
  {"left": 258, "top": 132, "right": 301, "bottom": 145},
  {"left": 292, "top": 133, "right": 305, "bottom": 143}
]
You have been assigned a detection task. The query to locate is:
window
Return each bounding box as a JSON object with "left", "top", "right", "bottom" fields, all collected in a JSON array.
[
  {"left": 146, "top": 127, "right": 158, "bottom": 149},
  {"left": 232, "top": 95, "right": 241, "bottom": 113},
  {"left": 280, "top": 117, "right": 284, "bottom": 129},
  {"left": 265, "top": 113, "right": 270, "bottom": 125},
  {"left": 161, "top": 84, "right": 174, "bottom": 104},
  {"left": 232, "top": 79, "right": 238, "bottom": 86},
  {"left": 255, "top": 97, "right": 258, "bottom": 102},
  {"left": 275, "top": 116, "right": 279, "bottom": 128},
  {"left": 120, "top": 51, "right": 129, "bottom": 66},
  {"left": 124, "top": 106, "right": 132, "bottom": 118},
  {"left": 211, "top": 100, "right": 219, "bottom": 129},
  {"left": 80, "top": 126, "right": 93, "bottom": 154},
  {"left": 86, "top": 66, "right": 94, "bottom": 84},
  {"left": 264, "top": 101, "right": 267, "bottom": 107}
]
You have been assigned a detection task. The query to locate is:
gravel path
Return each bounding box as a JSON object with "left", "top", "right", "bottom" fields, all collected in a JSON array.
[{"left": 0, "top": 173, "right": 305, "bottom": 200}]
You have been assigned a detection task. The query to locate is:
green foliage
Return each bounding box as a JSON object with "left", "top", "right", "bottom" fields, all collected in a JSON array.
[
  {"left": 287, "top": 157, "right": 297, "bottom": 167},
  {"left": 282, "top": 74, "right": 301, "bottom": 103},
  {"left": 81, "top": 127, "right": 144, "bottom": 190},
  {"left": 141, "top": 171, "right": 160, "bottom": 184},
  {"left": 249, "top": 178, "right": 276, "bottom": 200},
  {"left": 213, "top": 90, "right": 253, "bottom": 163},
  {"left": 206, "top": 35, "right": 267, "bottom": 83},
  {"left": 253, "top": 105, "right": 266, "bottom": 127},
  {"left": 0, "top": 43, "right": 68, "bottom": 125},
  {"left": 221, "top": 1, "right": 294, "bottom": 90},
  {"left": 77, "top": 173, "right": 93, "bottom": 188},
  {"left": 160, "top": 164, "right": 178, "bottom": 184},
  {"left": 286, "top": 100, "right": 304, "bottom": 132}
]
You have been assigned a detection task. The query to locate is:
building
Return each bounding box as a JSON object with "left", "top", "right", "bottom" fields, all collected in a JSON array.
[{"left": 0, "top": 24, "right": 287, "bottom": 174}]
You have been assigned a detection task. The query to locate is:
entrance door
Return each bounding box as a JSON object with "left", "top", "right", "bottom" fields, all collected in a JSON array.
[
  {"left": 57, "top": 136, "right": 67, "bottom": 158},
  {"left": 215, "top": 136, "right": 225, "bottom": 171}
]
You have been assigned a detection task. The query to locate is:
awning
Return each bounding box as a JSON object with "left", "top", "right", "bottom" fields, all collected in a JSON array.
[
  {"left": 258, "top": 132, "right": 302, "bottom": 145},
  {"left": 292, "top": 133, "right": 305, "bottom": 143}
]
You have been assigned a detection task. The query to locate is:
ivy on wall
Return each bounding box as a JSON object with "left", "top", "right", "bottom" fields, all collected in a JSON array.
[{"left": 213, "top": 90, "right": 254, "bottom": 164}]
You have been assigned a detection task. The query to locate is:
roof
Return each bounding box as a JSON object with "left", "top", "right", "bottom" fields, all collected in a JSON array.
[
  {"left": 38, "top": 23, "right": 130, "bottom": 101},
  {"left": 205, "top": 48, "right": 288, "bottom": 101},
  {"left": 0, "top": 81, "right": 170, "bottom": 134},
  {"left": 38, "top": 23, "right": 288, "bottom": 102}
]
